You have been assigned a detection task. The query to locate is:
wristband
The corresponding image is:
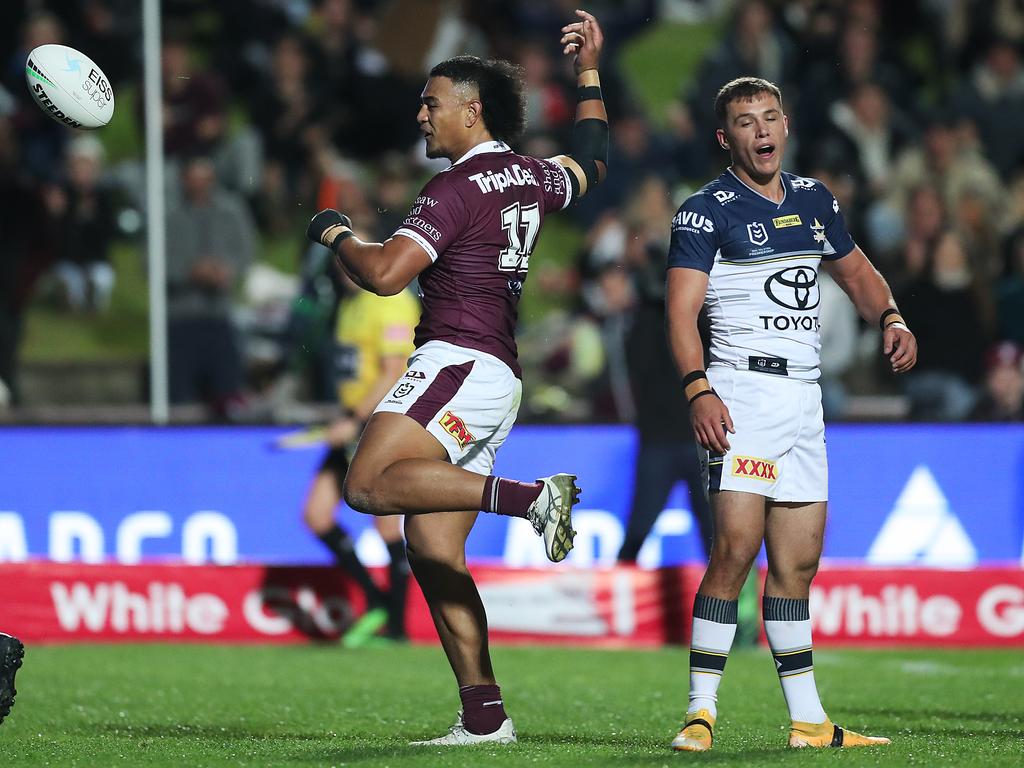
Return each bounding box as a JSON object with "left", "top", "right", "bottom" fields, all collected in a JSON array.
[
  {"left": 682, "top": 370, "right": 712, "bottom": 402},
  {"left": 577, "top": 69, "right": 600, "bottom": 87},
  {"left": 688, "top": 389, "right": 718, "bottom": 406},
  {"left": 325, "top": 225, "right": 354, "bottom": 251},
  {"left": 879, "top": 308, "right": 906, "bottom": 330},
  {"left": 577, "top": 85, "right": 603, "bottom": 102}
]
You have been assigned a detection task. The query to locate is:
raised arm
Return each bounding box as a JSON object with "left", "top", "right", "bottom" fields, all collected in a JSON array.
[{"left": 550, "top": 9, "right": 608, "bottom": 200}]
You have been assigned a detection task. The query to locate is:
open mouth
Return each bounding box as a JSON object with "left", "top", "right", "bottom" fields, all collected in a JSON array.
[{"left": 756, "top": 143, "right": 775, "bottom": 158}]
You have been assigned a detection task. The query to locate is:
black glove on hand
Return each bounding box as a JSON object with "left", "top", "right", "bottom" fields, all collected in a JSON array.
[{"left": 306, "top": 209, "right": 354, "bottom": 250}]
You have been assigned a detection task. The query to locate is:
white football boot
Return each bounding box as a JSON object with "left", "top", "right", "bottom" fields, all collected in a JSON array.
[
  {"left": 526, "top": 473, "right": 580, "bottom": 563},
  {"left": 409, "top": 711, "right": 517, "bottom": 746}
]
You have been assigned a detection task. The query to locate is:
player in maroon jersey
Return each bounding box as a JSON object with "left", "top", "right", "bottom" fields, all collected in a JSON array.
[{"left": 304, "top": 9, "right": 608, "bottom": 746}]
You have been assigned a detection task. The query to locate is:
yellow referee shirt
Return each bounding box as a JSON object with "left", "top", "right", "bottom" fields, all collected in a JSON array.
[{"left": 334, "top": 289, "right": 419, "bottom": 410}]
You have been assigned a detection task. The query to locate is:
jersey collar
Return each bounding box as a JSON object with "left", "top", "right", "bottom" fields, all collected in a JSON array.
[
  {"left": 726, "top": 167, "right": 788, "bottom": 208},
  {"left": 450, "top": 140, "right": 511, "bottom": 167}
]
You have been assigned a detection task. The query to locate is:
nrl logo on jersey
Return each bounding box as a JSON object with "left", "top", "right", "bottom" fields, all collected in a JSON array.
[{"left": 747, "top": 221, "right": 769, "bottom": 246}]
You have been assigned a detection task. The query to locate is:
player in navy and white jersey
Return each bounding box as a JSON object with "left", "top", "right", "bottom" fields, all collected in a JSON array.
[
  {"left": 304, "top": 10, "right": 608, "bottom": 746},
  {"left": 666, "top": 78, "right": 917, "bottom": 752}
]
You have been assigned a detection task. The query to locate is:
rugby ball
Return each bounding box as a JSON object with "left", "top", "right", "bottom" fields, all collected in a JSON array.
[{"left": 25, "top": 44, "right": 114, "bottom": 130}]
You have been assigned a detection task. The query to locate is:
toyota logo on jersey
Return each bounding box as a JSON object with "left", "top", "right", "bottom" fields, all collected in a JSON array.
[{"left": 764, "top": 266, "right": 820, "bottom": 310}]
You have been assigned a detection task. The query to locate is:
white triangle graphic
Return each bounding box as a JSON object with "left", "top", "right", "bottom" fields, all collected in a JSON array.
[{"left": 866, "top": 465, "right": 976, "bottom": 566}]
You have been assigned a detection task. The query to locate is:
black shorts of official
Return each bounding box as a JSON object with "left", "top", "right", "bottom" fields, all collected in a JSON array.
[{"left": 317, "top": 447, "right": 349, "bottom": 495}]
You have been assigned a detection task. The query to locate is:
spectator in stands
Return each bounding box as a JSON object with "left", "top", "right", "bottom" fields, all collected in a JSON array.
[
  {"left": 691, "top": 0, "right": 794, "bottom": 141},
  {"left": 952, "top": 36, "right": 1024, "bottom": 179},
  {"left": 47, "top": 136, "right": 117, "bottom": 313},
  {"left": 886, "top": 113, "right": 1005, "bottom": 231},
  {"left": 971, "top": 341, "right": 1024, "bottom": 420},
  {"left": 817, "top": 83, "right": 914, "bottom": 199},
  {"left": 165, "top": 155, "right": 255, "bottom": 417},
  {"left": 998, "top": 226, "right": 1024, "bottom": 345},
  {"left": 155, "top": 31, "right": 261, "bottom": 201},
  {"left": 0, "top": 116, "right": 32, "bottom": 406},
  {"left": 898, "top": 230, "right": 987, "bottom": 419},
  {"left": 618, "top": 226, "right": 713, "bottom": 564},
  {"left": 516, "top": 38, "right": 573, "bottom": 136},
  {"left": 5, "top": 12, "right": 67, "bottom": 183},
  {"left": 249, "top": 32, "right": 328, "bottom": 232}
]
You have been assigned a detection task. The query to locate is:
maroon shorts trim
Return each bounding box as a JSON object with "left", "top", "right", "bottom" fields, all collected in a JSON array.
[{"left": 404, "top": 360, "right": 476, "bottom": 427}]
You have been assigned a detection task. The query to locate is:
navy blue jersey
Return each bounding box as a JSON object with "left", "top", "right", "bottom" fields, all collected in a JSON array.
[{"left": 667, "top": 170, "right": 856, "bottom": 381}]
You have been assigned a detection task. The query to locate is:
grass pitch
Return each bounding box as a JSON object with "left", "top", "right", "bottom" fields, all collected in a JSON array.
[{"left": 2, "top": 643, "right": 1021, "bottom": 767}]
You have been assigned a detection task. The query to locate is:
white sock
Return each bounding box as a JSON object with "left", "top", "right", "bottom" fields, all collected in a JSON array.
[
  {"left": 687, "top": 594, "right": 738, "bottom": 718},
  {"left": 763, "top": 596, "right": 827, "bottom": 724}
]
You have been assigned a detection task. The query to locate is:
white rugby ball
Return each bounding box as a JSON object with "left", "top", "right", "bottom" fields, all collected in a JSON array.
[{"left": 25, "top": 44, "right": 115, "bottom": 130}]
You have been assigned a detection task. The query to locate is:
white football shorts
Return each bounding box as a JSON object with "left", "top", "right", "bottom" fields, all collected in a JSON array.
[
  {"left": 700, "top": 365, "right": 828, "bottom": 502},
  {"left": 374, "top": 340, "right": 522, "bottom": 475}
]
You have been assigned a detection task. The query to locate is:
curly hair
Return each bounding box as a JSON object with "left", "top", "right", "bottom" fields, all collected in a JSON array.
[
  {"left": 714, "top": 76, "right": 784, "bottom": 127},
  {"left": 429, "top": 56, "right": 527, "bottom": 144}
]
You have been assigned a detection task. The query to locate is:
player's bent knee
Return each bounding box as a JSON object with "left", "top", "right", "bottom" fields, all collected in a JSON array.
[{"left": 341, "top": 477, "right": 380, "bottom": 515}]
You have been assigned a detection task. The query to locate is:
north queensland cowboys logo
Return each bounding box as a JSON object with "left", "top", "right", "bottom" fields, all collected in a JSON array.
[
  {"left": 747, "top": 222, "right": 769, "bottom": 245},
  {"left": 764, "top": 266, "right": 819, "bottom": 310}
]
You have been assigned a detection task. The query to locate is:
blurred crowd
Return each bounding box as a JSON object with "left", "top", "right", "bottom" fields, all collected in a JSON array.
[{"left": 1, "top": 0, "right": 1023, "bottom": 423}]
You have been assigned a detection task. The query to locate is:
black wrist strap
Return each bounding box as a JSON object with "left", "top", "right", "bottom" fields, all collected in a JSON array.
[
  {"left": 333, "top": 228, "right": 354, "bottom": 251},
  {"left": 688, "top": 389, "right": 718, "bottom": 405},
  {"left": 577, "top": 85, "right": 603, "bottom": 102},
  {"left": 879, "top": 308, "right": 901, "bottom": 330}
]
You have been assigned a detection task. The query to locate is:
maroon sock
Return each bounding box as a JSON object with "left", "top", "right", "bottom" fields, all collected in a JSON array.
[
  {"left": 459, "top": 684, "right": 508, "bottom": 735},
  {"left": 481, "top": 476, "right": 543, "bottom": 519}
]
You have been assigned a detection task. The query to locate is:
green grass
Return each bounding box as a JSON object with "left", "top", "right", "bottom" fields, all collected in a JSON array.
[
  {"left": 22, "top": 242, "right": 149, "bottom": 363},
  {"left": 3, "top": 644, "right": 1022, "bottom": 766},
  {"left": 619, "top": 20, "right": 723, "bottom": 125}
]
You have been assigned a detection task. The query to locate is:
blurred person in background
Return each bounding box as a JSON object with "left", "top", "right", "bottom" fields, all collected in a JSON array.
[
  {"left": 154, "top": 31, "right": 262, "bottom": 202},
  {"left": 951, "top": 36, "right": 1024, "bottom": 180},
  {"left": 897, "top": 230, "right": 986, "bottom": 420},
  {"left": 970, "top": 341, "right": 1024, "bottom": 420},
  {"left": 0, "top": 115, "right": 33, "bottom": 407},
  {"left": 886, "top": 113, "right": 1005, "bottom": 233},
  {"left": 166, "top": 155, "right": 255, "bottom": 417},
  {"left": 998, "top": 226, "right": 1024, "bottom": 344},
  {"left": 618, "top": 225, "right": 713, "bottom": 565},
  {"left": 300, "top": 264, "right": 419, "bottom": 647},
  {"left": 46, "top": 135, "right": 117, "bottom": 313},
  {"left": 250, "top": 32, "right": 329, "bottom": 234},
  {"left": 303, "top": 10, "right": 607, "bottom": 745},
  {"left": 4, "top": 12, "right": 67, "bottom": 183}
]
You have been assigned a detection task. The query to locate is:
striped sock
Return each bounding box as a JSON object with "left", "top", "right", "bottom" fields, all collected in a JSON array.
[
  {"left": 763, "top": 595, "right": 827, "bottom": 724},
  {"left": 687, "top": 593, "right": 738, "bottom": 717},
  {"left": 481, "top": 475, "right": 543, "bottom": 519}
]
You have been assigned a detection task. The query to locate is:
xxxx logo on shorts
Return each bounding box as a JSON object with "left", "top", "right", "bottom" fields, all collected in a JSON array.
[
  {"left": 731, "top": 456, "right": 777, "bottom": 481},
  {"left": 439, "top": 411, "right": 474, "bottom": 448}
]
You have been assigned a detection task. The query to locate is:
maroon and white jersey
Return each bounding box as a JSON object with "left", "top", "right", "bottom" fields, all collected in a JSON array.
[{"left": 393, "top": 140, "right": 572, "bottom": 377}]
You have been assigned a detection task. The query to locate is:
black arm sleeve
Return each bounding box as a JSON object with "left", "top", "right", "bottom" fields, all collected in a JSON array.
[{"left": 570, "top": 118, "right": 609, "bottom": 187}]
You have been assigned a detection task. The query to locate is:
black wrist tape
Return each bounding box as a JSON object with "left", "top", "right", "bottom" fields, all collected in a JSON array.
[
  {"left": 879, "top": 308, "right": 905, "bottom": 330},
  {"left": 683, "top": 371, "right": 712, "bottom": 402},
  {"left": 577, "top": 85, "right": 603, "bottom": 102},
  {"left": 688, "top": 389, "right": 718, "bottom": 406}
]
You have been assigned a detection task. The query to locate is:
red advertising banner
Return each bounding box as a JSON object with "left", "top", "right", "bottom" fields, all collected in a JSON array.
[
  {"left": 2, "top": 563, "right": 1020, "bottom": 646},
  {"left": 0, "top": 562, "right": 701, "bottom": 647},
  {"left": 807, "top": 567, "right": 1024, "bottom": 646}
]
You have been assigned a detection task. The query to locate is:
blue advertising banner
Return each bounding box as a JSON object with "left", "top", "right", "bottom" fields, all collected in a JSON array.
[{"left": 1, "top": 425, "right": 1022, "bottom": 567}]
